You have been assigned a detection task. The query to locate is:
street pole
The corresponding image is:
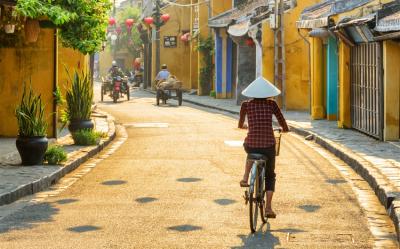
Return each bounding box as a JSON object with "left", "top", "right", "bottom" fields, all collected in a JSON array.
[
  {"left": 113, "top": 0, "right": 116, "bottom": 60},
  {"left": 155, "top": 0, "right": 161, "bottom": 74}
]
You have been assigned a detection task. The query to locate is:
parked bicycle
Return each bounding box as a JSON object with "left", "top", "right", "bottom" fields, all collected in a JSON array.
[{"left": 243, "top": 128, "right": 282, "bottom": 233}]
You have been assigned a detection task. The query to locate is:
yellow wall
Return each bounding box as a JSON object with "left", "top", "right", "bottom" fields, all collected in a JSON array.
[
  {"left": 211, "top": 0, "right": 232, "bottom": 17},
  {"left": 383, "top": 40, "right": 400, "bottom": 141},
  {"left": 157, "top": 1, "right": 192, "bottom": 90},
  {"left": 310, "top": 37, "right": 325, "bottom": 119},
  {"left": 58, "top": 45, "right": 88, "bottom": 90},
  {"left": 0, "top": 29, "right": 56, "bottom": 137},
  {"left": 338, "top": 41, "right": 351, "bottom": 128},
  {"left": 262, "top": 0, "right": 319, "bottom": 110},
  {"left": 99, "top": 49, "right": 114, "bottom": 79}
]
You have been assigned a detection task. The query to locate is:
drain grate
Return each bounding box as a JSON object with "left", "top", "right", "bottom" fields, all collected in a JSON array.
[{"left": 124, "top": 122, "right": 169, "bottom": 128}]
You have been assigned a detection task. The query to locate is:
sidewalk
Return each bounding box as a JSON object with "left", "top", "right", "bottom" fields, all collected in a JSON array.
[
  {"left": 179, "top": 92, "right": 400, "bottom": 241},
  {"left": 0, "top": 110, "right": 116, "bottom": 206}
]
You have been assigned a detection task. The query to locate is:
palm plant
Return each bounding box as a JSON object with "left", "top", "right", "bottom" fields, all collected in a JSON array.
[
  {"left": 15, "top": 84, "right": 48, "bottom": 137},
  {"left": 64, "top": 70, "right": 93, "bottom": 121}
]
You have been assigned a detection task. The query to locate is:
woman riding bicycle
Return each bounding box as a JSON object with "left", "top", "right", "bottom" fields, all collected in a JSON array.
[{"left": 238, "top": 77, "right": 289, "bottom": 218}]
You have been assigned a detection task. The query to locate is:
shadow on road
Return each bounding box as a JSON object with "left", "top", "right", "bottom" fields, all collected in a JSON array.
[
  {"left": 298, "top": 204, "right": 321, "bottom": 213},
  {"left": 167, "top": 224, "right": 203, "bottom": 232},
  {"left": 153, "top": 104, "right": 180, "bottom": 108},
  {"left": 67, "top": 225, "right": 101, "bottom": 233},
  {"left": 101, "top": 180, "right": 127, "bottom": 186},
  {"left": 213, "top": 199, "right": 237, "bottom": 206},
  {"left": 326, "top": 179, "right": 347, "bottom": 185},
  {"left": 177, "top": 177, "right": 202, "bottom": 183},
  {"left": 55, "top": 198, "right": 79, "bottom": 205},
  {"left": 231, "top": 224, "right": 306, "bottom": 249},
  {"left": 0, "top": 202, "right": 59, "bottom": 234},
  {"left": 135, "top": 197, "right": 158, "bottom": 204}
]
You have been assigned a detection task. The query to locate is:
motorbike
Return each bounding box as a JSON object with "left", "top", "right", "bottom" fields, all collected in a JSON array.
[{"left": 110, "top": 76, "right": 130, "bottom": 103}]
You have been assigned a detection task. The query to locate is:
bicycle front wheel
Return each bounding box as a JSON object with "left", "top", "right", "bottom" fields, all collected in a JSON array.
[{"left": 259, "top": 167, "right": 267, "bottom": 224}]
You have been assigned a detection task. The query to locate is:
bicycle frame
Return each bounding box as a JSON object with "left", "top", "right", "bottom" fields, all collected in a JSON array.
[{"left": 249, "top": 160, "right": 266, "bottom": 196}]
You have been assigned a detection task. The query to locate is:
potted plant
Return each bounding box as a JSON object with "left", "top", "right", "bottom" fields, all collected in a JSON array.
[
  {"left": 15, "top": 85, "right": 48, "bottom": 165},
  {"left": 64, "top": 70, "right": 94, "bottom": 133},
  {"left": 3, "top": 6, "right": 17, "bottom": 34}
]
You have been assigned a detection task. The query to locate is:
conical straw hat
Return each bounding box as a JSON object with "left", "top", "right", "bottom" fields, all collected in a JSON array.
[{"left": 241, "top": 77, "right": 281, "bottom": 98}]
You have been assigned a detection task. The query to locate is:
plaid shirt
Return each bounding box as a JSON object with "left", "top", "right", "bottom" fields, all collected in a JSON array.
[{"left": 239, "top": 99, "right": 289, "bottom": 148}]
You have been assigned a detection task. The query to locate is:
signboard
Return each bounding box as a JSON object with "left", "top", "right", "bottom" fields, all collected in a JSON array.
[{"left": 164, "top": 36, "right": 177, "bottom": 48}]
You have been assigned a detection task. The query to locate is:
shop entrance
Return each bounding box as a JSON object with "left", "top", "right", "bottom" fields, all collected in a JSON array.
[{"left": 350, "top": 42, "right": 384, "bottom": 140}]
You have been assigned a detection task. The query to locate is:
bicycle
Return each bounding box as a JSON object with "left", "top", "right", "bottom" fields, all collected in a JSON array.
[{"left": 243, "top": 128, "right": 282, "bottom": 233}]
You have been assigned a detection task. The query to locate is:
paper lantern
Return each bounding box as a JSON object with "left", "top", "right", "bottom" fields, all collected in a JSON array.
[
  {"left": 125, "top": 19, "right": 134, "bottom": 28},
  {"left": 180, "top": 33, "right": 190, "bottom": 42},
  {"left": 246, "top": 38, "right": 255, "bottom": 47},
  {"left": 161, "top": 14, "right": 170, "bottom": 23},
  {"left": 144, "top": 17, "right": 154, "bottom": 25},
  {"left": 109, "top": 17, "right": 116, "bottom": 26}
]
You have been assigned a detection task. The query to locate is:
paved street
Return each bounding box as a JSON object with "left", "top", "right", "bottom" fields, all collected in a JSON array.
[{"left": 0, "top": 89, "right": 398, "bottom": 248}]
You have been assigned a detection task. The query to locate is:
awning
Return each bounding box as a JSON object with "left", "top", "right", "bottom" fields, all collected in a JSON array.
[
  {"left": 375, "top": 1, "right": 400, "bottom": 32},
  {"left": 296, "top": 17, "right": 329, "bottom": 29},
  {"left": 208, "top": 9, "right": 235, "bottom": 28},
  {"left": 335, "top": 14, "right": 375, "bottom": 29},
  {"left": 297, "top": 0, "right": 374, "bottom": 29},
  {"left": 333, "top": 15, "right": 376, "bottom": 43},
  {"left": 228, "top": 20, "right": 250, "bottom": 37}
]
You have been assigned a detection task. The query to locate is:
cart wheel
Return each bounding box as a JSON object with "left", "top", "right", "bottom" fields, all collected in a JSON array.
[
  {"left": 113, "top": 91, "right": 118, "bottom": 103},
  {"left": 127, "top": 87, "right": 130, "bottom": 101},
  {"left": 178, "top": 90, "right": 182, "bottom": 106},
  {"left": 101, "top": 85, "right": 104, "bottom": 102},
  {"left": 156, "top": 90, "right": 160, "bottom": 106}
]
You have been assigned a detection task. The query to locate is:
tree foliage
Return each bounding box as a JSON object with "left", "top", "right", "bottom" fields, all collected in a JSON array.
[
  {"left": 113, "top": 6, "right": 142, "bottom": 56},
  {"left": 16, "top": 0, "right": 111, "bottom": 54}
]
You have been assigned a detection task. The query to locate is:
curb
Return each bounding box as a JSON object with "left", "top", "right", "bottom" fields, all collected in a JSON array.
[
  {"left": 165, "top": 92, "right": 400, "bottom": 243},
  {"left": 0, "top": 113, "right": 116, "bottom": 206}
]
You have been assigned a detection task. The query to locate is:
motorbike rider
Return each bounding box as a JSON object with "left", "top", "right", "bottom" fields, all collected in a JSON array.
[
  {"left": 108, "top": 60, "right": 126, "bottom": 97},
  {"left": 108, "top": 60, "right": 125, "bottom": 79},
  {"left": 155, "top": 64, "right": 170, "bottom": 81}
]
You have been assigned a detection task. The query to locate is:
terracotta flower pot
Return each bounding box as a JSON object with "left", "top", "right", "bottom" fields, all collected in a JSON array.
[
  {"left": 25, "top": 19, "right": 40, "bottom": 43},
  {"left": 4, "top": 24, "right": 15, "bottom": 34}
]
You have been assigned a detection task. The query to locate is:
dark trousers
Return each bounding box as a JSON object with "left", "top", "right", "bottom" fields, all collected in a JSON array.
[{"left": 244, "top": 145, "right": 276, "bottom": 191}]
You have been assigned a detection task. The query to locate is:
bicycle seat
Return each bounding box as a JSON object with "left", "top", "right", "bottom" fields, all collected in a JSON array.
[{"left": 248, "top": 153, "right": 267, "bottom": 160}]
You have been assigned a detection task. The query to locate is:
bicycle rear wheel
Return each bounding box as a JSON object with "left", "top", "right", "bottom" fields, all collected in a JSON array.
[{"left": 249, "top": 187, "right": 258, "bottom": 233}]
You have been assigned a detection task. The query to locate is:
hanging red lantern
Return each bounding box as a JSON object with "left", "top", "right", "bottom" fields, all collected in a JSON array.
[
  {"left": 246, "top": 38, "right": 255, "bottom": 47},
  {"left": 109, "top": 17, "right": 116, "bottom": 26},
  {"left": 125, "top": 18, "right": 134, "bottom": 28},
  {"left": 161, "top": 14, "right": 170, "bottom": 23},
  {"left": 144, "top": 17, "right": 154, "bottom": 25}
]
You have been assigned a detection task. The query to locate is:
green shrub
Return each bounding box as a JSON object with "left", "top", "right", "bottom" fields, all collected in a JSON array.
[
  {"left": 45, "top": 145, "right": 67, "bottom": 165},
  {"left": 209, "top": 90, "right": 216, "bottom": 98},
  {"left": 72, "top": 129, "right": 102, "bottom": 146},
  {"left": 15, "top": 84, "right": 48, "bottom": 137},
  {"left": 65, "top": 70, "right": 93, "bottom": 122}
]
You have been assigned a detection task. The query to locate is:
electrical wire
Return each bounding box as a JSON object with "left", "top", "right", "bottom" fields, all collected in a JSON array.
[{"left": 158, "top": 0, "right": 209, "bottom": 7}]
